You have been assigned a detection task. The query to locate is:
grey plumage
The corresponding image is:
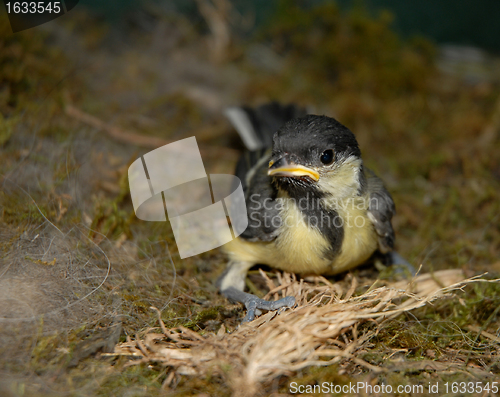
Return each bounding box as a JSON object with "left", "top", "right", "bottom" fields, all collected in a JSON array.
[{"left": 366, "top": 173, "right": 396, "bottom": 254}]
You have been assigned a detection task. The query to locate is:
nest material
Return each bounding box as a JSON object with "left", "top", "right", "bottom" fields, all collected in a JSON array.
[
  {"left": 112, "top": 269, "right": 489, "bottom": 395},
  {"left": 0, "top": 225, "right": 115, "bottom": 366}
]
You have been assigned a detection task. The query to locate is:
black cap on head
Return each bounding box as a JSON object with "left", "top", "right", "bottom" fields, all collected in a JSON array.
[{"left": 272, "top": 115, "right": 361, "bottom": 166}]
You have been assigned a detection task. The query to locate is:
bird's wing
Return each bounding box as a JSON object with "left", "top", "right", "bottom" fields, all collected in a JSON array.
[
  {"left": 235, "top": 149, "right": 281, "bottom": 242},
  {"left": 226, "top": 103, "right": 306, "bottom": 242},
  {"left": 366, "top": 171, "right": 395, "bottom": 253},
  {"left": 225, "top": 102, "right": 306, "bottom": 150}
]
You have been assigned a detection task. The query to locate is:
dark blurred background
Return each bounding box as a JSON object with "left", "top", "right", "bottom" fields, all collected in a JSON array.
[{"left": 82, "top": 0, "right": 500, "bottom": 52}]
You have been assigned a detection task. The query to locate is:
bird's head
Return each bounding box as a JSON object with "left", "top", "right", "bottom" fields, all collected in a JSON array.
[{"left": 268, "top": 115, "right": 364, "bottom": 200}]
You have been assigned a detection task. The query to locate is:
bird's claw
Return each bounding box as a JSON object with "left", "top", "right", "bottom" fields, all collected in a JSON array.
[
  {"left": 222, "top": 287, "right": 295, "bottom": 323},
  {"left": 389, "top": 251, "right": 417, "bottom": 277},
  {"left": 242, "top": 295, "right": 296, "bottom": 323}
]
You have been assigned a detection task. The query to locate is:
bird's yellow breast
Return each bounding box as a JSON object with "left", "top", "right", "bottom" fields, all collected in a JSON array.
[
  {"left": 224, "top": 194, "right": 378, "bottom": 275},
  {"left": 327, "top": 197, "right": 378, "bottom": 274}
]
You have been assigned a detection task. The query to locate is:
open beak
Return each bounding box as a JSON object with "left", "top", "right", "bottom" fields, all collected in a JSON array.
[{"left": 268, "top": 156, "right": 320, "bottom": 181}]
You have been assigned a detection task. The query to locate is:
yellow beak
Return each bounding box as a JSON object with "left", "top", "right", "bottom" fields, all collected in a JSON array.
[{"left": 268, "top": 162, "right": 320, "bottom": 181}]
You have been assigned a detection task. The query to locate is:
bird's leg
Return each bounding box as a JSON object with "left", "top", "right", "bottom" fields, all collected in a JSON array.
[
  {"left": 217, "top": 261, "right": 296, "bottom": 322},
  {"left": 389, "top": 251, "right": 417, "bottom": 277},
  {"left": 222, "top": 287, "right": 296, "bottom": 323}
]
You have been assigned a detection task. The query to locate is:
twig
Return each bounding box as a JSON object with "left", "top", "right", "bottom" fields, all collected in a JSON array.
[
  {"left": 478, "top": 93, "right": 500, "bottom": 147},
  {"left": 65, "top": 103, "right": 239, "bottom": 158},
  {"left": 195, "top": 0, "right": 232, "bottom": 64},
  {"left": 466, "top": 325, "right": 500, "bottom": 344},
  {"left": 65, "top": 104, "right": 169, "bottom": 148},
  {"left": 151, "top": 306, "right": 169, "bottom": 336},
  {"left": 136, "top": 336, "right": 149, "bottom": 357}
]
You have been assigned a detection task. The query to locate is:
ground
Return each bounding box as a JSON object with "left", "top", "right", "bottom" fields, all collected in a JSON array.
[{"left": 0, "top": 3, "right": 500, "bottom": 396}]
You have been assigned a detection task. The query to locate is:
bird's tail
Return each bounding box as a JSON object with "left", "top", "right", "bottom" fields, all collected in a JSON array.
[{"left": 224, "top": 102, "right": 306, "bottom": 151}]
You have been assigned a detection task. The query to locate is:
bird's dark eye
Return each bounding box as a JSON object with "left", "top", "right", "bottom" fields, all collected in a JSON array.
[{"left": 320, "top": 149, "right": 335, "bottom": 165}]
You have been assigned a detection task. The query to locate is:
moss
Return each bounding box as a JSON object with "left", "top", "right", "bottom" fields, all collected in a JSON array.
[
  {"left": 182, "top": 305, "right": 224, "bottom": 330},
  {"left": 0, "top": 15, "right": 66, "bottom": 115},
  {"left": 90, "top": 198, "right": 133, "bottom": 240}
]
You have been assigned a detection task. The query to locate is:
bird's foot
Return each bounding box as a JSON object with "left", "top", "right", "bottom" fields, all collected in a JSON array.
[
  {"left": 222, "top": 287, "right": 295, "bottom": 323},
  {"left": 389, "top": 251, "right": 417, "bottom": 277}
]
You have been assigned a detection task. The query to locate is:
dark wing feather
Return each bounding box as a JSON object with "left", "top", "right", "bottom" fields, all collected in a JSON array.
[
  {"left": 228, "top": 103, "right": 306, "bottom": 241},
  {"left": 366, "top": 171, "right": 395, "bottom": 253},
  {"left": 225, "top": 102, "right": 306, "bottom": 150},
  {"left": 235, "top": 149, "right": 281, "bottom": 241},
  {"left": 242, "top": 102, "right": 306, "bottom": 148}
]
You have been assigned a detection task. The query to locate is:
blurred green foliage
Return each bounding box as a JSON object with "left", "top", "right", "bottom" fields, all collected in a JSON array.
[
  {"left": 0, "top": 16, "right": 64, "bottom": 115},
  {"left": 260, "top": 2, "right": 435, "bottom": 97}
]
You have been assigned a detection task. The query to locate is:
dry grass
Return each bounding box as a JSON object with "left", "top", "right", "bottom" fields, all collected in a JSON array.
[{"left": 111, "top": 269, "right": 498, "bottom": 395}]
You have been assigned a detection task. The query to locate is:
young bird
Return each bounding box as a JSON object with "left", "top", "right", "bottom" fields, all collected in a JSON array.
[{"left": 219, "top": 103, "right": 396, "bottom": 322}]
